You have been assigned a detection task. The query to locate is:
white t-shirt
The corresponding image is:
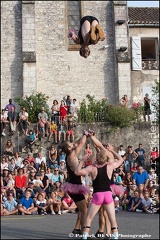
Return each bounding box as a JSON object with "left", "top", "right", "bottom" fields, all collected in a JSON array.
[
  {"left": 36, "top": 199, "right": 46, "bottom": 205},
  {"left": 142, "top": 198, "right": 152, "bottom": 207},
  {"left": 33, "top": 179, "right": 43, "bottom": 186},
  {"left": 118, "top": 150, "right": 126, "bottom": 156},
  {"left": 35, "top": 157, "right": 46, "bottom": 165}
]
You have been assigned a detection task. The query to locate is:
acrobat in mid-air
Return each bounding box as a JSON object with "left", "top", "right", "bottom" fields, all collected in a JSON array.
[{"left": 67, "top": 16, "right": 105, "bottom": 58}]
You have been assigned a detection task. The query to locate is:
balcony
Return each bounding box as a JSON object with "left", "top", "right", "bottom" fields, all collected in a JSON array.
[{"left": 142, "top": 60, "right": 158, "bottom": 70}]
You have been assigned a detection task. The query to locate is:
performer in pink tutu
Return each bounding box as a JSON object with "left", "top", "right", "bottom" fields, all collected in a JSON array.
[
  {"left": 61, "top": 131, "right": 90, "bottom": 235},
  {"left": 67, "top": 16, "right": 105, "bottom": 58},
  {"left": 75, "top": 143, "right": 125, "bottom": 240},
  {"left": 88, "top": 132, "right": 125, "bottom": 238}
]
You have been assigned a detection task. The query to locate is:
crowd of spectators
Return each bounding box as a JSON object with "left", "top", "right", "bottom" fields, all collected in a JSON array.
[{"left": 0, "top": 97, "right": 159, "bottom": 217}]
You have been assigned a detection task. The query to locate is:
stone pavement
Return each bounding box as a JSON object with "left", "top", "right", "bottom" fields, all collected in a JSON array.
[{"left": 1, "top": 211, "right": 159, "bottom": 239}]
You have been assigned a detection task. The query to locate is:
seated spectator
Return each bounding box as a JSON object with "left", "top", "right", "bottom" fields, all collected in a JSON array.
[
  {"left": 32, "top": 172, "right": 44, "bottom": 193},
  {"left": 48, "top": 120, "right": 58, "bottom": 143},
  {"left": 28, "top": 169, "right": 36, "bottom": 183},
  {"left": 39, "top": 169, "right": 49, "bottom": 196},
  {"left": 128, "top": 190, "right": 143, "bottom": 212},
  {"left": 3, "top": 140, "right": 14, "bottom": 157},
  {"left": 14, "top": 152, "right": 23, "bottom": 168},
  {"left": 51, "top": 100, "right": 60, "bottom": 126},
  {"left": 47, "top": 191, "right": 62, "bottom": 215},
  {"left": 146, "top": 192, "right": 159, "bottom": 214},
  {"left": 36, "top": 192, "right": 48, "bottom": 215},
  {"left": 123, "top": 172, "right": 133, "bottom": 187},
  {"left": 35, "top": 152, "right": 46, "bottom": 171},
  {"left": 8, "top": 157, "right": 16, "bottom": 173},
  {"left": 18, "top": 189, "right": 37, "bottom": 215},
  {"left": 130, "top": 162, "right": 138, "bottom": 175},
  {"left": 59, "top": 160, "right": 67, "bottom": 181},
  {"left": 0, "top": 108, "right": 8, "bottom": 136},
  {"left": 58, "top": 148, "right": 66, "bottom": 163},
  {"left": 2, "top": 192, "right": 18, "bottom": 216},
  {"left": 2, "top": 167, "right": 9, "bottom": 187},
  {"left": 8, "top": 106, "right": 17, "bottom": 135},
  {"left": 1, "top": 156, "right": 8, "bottom": 171},
  {"left": 120, "top": 191, "right": 132, "bottom": 211},
  {"left": 113, "top": 171, "right": 123, "bottom": 185},
  {"left": 48, "top": 145, "right": 57, "bottom": 167},
  {"left": 27, "top": 152, "right": 35, "bottom": 166},
  {"left": 18, "top": 107, "right": 29, "bottom": 135},
  {"left": 61, "top": 193, "right": 77, "bottom": 214},
  {"left": 141, "top": 191, "right": 152, "bottom": 212},
  {"left": 45, "top": 167, "right": 53, "bottom": 185},
  {"left": 138, "top": 183, "right": 146, "bottom": 199},
  {"left": 15, "top": 167, "right": 27, "bottom": 200},
  {"left": 67, "top": 120, "right": 75, "bottom": 142},
  {"left": 58, "top": 119, "right": 67, "bottom": 142},
  {"left": 38, "top": 161, "right": 47, "bottom": 172},
  {"left": 50, "top": 167, "right": 63, "bottom": 187},
  {"left": 38, "top": 107, "right": 50, "bottom": 137},
  {"left": 118, "top": 165, "right": 125, "bottom": 181},
  {"left": 133, "top": 166, "right": 149, "bottom": 187},
  {"left": 24, "top": 129, "right": 37, "bottom": 152},
  {"left": 148, "top": 169, "right": 157, "bottom": 185},
  {"left": 1, "top": 186, "right": 7, "bottom": 204}
]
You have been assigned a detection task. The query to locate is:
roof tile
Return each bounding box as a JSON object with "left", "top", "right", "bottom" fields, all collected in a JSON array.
[{"left": 128, "top": 7, "right": 159, "bottom": 24}]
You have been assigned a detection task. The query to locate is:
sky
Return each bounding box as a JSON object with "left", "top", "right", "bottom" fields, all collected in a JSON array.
[{"left": 127, "top": 1, "right": 159, "bottom": 7}]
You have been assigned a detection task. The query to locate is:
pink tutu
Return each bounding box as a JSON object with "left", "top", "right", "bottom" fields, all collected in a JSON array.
[
  {"left": 110, "top": 184, "right": 125, "bottom": 196},
  {"left": 61, "top": 182, "right": 90, "bottom": 195}
]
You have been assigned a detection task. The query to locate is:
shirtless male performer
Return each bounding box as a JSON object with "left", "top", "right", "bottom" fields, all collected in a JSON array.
[{"left": 61, "top": 130, "right": 90, "bottom": 234}]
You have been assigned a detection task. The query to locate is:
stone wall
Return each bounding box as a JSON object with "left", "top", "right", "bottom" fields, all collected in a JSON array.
[{"left": 1, "top": 122, "right": 159, "bottom": 168}]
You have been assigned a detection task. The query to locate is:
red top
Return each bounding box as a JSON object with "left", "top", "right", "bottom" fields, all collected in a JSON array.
[
  {"left": 60, "top": 106, "right": 68, "bottom": 117},
  {"left": 150, "top": 151, "right": 159, "bottom": 160},
  {"left": 15, "top": 175, "right": 27, "bottom": 189}
]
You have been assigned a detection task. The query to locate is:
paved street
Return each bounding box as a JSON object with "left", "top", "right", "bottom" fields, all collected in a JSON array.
[{"left": 1, "top": 211, "right": 159, "bottom": 239}]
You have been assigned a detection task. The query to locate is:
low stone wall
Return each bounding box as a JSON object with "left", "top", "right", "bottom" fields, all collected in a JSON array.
[{"left": 1, "top": 121, "right": 159, "bottom": 168}]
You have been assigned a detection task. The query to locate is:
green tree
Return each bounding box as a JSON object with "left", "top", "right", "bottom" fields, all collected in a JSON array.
[{"left": 151, "top": 79, "right": 159, "bottom": 122}]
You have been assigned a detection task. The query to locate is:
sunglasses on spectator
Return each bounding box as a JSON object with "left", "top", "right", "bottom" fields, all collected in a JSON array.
[{"left": 54, "top": 170, "right": 59, "bottom": 171}]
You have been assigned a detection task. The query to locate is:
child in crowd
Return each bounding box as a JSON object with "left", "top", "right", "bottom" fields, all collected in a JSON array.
[
  {"left": 141, "top": 191, "right": 152, "bottom": 212},
  {"left": 36, "top": 192, "right": 47, "bottom": 215},
  {"left": 47, "top": 191, "right": 62, "bottom": 215},
  {"left": 18, "top": 189, "right": 37, "bottom": 215},
  {"left": 48, "top": 120, "right": 58, "bottom": 143},
  {"left": 67, "top": 121, "right": 75, "bottom": 142},
  {"left": 6, "top": 172, "right": 16, "bottom": 198},
  {"left": 32, "top": 173, "right": 44, "bottom": 193},
  {"left": 148, "top": 169, "right": 157, "bottom": 185},
  {"left": 58, "top": 119, "right": 67, "bottom": 142},
  {"left": 146, "top": 192, "right": 159, "bottom": 214},
  {"left": 61, "top": 193, "right": 77, "bottom": 214},
  {"left": 38, "top": 116, "right": 45, "bottom": 138},
  {"left": 2, "top": 192, "right": 18, "bottom": 216}
]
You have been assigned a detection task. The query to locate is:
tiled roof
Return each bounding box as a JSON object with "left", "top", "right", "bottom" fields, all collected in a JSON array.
[{"left": 128, "top": 7, "right": 159, "bottom": 24}]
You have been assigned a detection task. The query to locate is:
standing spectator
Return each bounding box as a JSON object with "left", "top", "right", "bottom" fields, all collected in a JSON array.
[
  {"left": 18, "top": 107, "right": 29, "bottom": 135},
  {"left": 37, "top": 116, "right": 45, "bottom": 138},
  {"left": 18, "top": 189, "right": 37, "bottom": 215},
  {"left": 133, "top": 166, "right": 149, "bottom": 187},
  {"left": 143, "top": 93, "right": 151, "bottom": 121},
  {"left": 118, "top": 145, "right": 126, "bottom": 156},
  {"left": 65, "top": 95, "right": 72, "bottom": 113},
  {"left": 150, "top": 147, "right": 159, "bottom": 170},
  {"left": 51, "top": 100, "right": 60, "bottom": 126},
  {"left": 126, "top": 146, "right": 138, "bottom": 172},
  {"left": 3, "top": 140, "right": 14, "bottom": 157},
  {"left": 0, "top": 109, "right": 8, "bottom": 136},
  {"left": 70, "top": 99, "right": 79, "bottom": 118},
  {"left": 120, "top": 94, "right": 128, "bottom": 108},
  {"left": 5, "top": 99, "right": 16, "bottom": 117},
  {"left": 38, "top": 107, "right": 50, "bottom": 137},
  {"left": 8, "top": 106, "right": 17, "bottom": 135},
  {"left": 59, "top": 100, "right": 68, "bottom": 122},
  {"left": 134, "top": 143, "right": 146, "bottom": 167}
]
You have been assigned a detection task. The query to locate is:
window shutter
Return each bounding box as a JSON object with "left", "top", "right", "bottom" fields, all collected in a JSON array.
[{"left": 131, "top": 36, "right": 142, "bottom": 70}]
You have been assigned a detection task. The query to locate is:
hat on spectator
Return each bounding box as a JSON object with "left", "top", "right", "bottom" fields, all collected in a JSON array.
[
  {"left": 3, "top": 167, "right": 9, "bottom": 171},
  {"left": 41, "top": 107, "right": 45, "bottom": 110},
  {"left": 60, "top": 160, "right": 65, "bottom": 163}
]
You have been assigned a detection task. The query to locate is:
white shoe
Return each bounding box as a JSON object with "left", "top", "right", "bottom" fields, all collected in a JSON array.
[
  {"left": 2, "top": 132, "right": 6, "bottom": 136},
  {"left": 136, "top": 209, "right": 143, "bottom": 212},
  {"left": 51, "top": 211, "right": 55, "bottom": 215},
  {"left": 62, "top": 210, "right": 70, "bottom": 214},
  {"left": 58, "top": 211, "right": 61, "bottom": 215}
]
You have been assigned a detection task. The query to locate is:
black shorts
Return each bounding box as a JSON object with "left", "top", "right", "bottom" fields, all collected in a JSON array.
[
  {"left": 69, "top": 193, "right": 85, "bottom": 203},
  {"left": 78, "top": 16, "right": 99, "bottom": 44}
]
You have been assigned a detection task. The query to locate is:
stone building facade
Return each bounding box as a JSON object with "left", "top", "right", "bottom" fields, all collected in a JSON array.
[{"left": 1, "top": 1, "right": 159, "bottom": 111}]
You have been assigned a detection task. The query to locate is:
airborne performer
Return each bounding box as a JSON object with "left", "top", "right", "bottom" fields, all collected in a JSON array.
[{"left": 68, "top": 16, "right": 105, "bottom": 58}]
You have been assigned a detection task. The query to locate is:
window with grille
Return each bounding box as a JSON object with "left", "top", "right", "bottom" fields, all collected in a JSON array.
[{"left": 68, "top": 1, "right": 82, "bottom": 50}]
